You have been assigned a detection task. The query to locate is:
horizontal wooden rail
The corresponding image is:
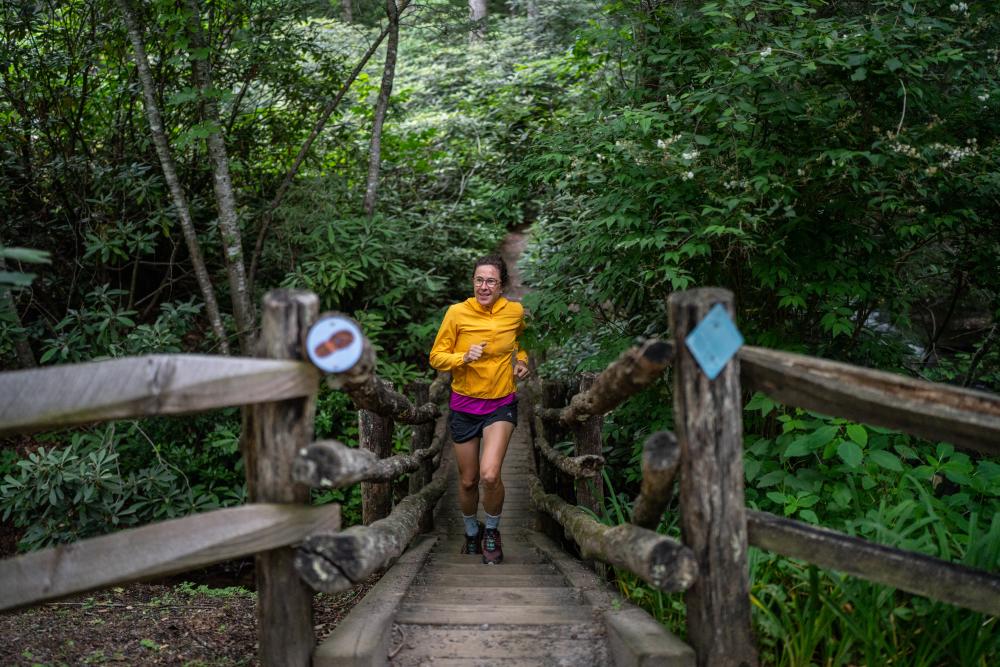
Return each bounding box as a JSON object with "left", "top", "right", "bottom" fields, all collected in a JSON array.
[
  {"left": 529, "top": 476, "right": 697, "bottom": 592},
  {"left": 0, "top": 354, "right": 318, "bottom": 436},
  {"left": 293, "top": 432, "right": 446, "bottom": 488},
  {"left": 296, "top": 470, "right": 448, "bottom": 593},
  {"left": 531, "top": 413, "right": 604, "bottom": 478},
  {"left": 555, "top": 339, "right": 674, "bottom": 425},
  {"left": 0, "top": 503, "right": 341, "bottom": 612},
  {"left": 747, "top": 510, "right": 1000, "bottom": 616},
  {"left": 740, "top": 346, "right": 1000, "bottom": 456}
]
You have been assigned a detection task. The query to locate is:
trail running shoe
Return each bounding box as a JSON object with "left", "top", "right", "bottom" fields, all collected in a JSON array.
[
  {"left": 461, "top": 521, "right": 484, "bottom": 554},
  {"left": 482, "top": 527, "right": 503, "bottom": 565}
]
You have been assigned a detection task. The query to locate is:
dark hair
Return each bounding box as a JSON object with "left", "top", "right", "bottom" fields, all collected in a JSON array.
[{"left": 473, "top": 254, "right": 508, "bottom": 285}]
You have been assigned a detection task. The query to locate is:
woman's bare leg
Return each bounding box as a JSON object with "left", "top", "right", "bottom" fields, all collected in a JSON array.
[
  {"left": 453, "top": 438, "right": 481, "bottom": 516},
  {"left": 480, "top": 420, "right": 514, "bottom": 515}
]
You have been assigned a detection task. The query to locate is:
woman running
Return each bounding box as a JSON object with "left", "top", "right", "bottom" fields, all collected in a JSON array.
[{"left": 429, "top": 254, "right": 529, "bottom": 564}]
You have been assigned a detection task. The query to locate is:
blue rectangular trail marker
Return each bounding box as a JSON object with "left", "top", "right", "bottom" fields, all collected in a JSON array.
[{"left": 684, "top": 303, "right": 744, "bottom": 380}]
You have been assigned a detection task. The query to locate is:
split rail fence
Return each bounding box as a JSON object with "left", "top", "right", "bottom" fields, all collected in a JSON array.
[
  {"left": 1, "top": 286, "right": 998, "bottom": 667},
  {"left": 524, "top": 288, "right": 1000, "bottom": 667},
  {"left": 0, "top": 289, "right": 450, "bottom": 665}
]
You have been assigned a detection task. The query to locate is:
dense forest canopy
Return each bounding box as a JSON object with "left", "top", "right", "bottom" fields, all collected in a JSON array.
[{"left": 1, "top": 0, "right": 998, "bottom": 664}]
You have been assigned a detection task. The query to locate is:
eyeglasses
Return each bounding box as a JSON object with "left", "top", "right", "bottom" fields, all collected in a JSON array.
[{"left": 474, "top": 277, "right": 500, "bottom": 288}]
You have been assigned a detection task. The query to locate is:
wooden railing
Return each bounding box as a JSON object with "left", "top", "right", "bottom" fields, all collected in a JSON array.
[
  {"left": 527, "top": 287, "right": 1000, "bottom": 667},
  {"left": 0, "top": 289, "right": 448, "bottom": 666}
]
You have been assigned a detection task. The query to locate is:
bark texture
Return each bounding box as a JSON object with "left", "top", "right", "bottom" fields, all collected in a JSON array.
[
  {"left": 186, "top": 0, "right": 254, "bottom": 352},
  {"left": 362, "top": 0, "right": 400, "bottom": 216},
  {"left": 360, "top": 408, "right": 394, "bottom": 525},
  {"left": 559, "top": 339, "right": 673, "bottom": 425},
  {"left": 293, "top": 433, "right": 444, "bottom": 489},
  {"left": 670, "top": 288, "right": 756, "bottom": 667},
  {"left": 116, "top": 0, "right": 228, "bottom": 353},
  {"left": 572, "top": 373, "right": 604, "bottom": 516},
  {"left": 529, "top": 477, "right": 697, "bottom": 592},
  {"left": 630, "top": 430, "right": 681, "bottom": 530},
  {"left": 533, "top": 414, "right": 603, "bottom": 478},
  {"left": 748, "top": 510, "right": 1000, "bottom": 617},
  {"left": 240, "top": 289, "right": 318, "bottom": 667},
  {"left": 468, "top": 0, "right": 487, "bottom": 40},
  {"left": 296, "top": 471, "right": 447, "bottom": 593}
]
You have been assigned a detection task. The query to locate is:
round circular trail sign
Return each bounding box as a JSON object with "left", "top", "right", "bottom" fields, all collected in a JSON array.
[{"left": 305, "top": 315, "right": 364, "bottom": 374}]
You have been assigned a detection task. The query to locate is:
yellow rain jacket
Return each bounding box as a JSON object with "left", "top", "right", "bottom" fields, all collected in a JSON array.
[{"left": 429, "top": 296, "right": 528, "bottom": 399}]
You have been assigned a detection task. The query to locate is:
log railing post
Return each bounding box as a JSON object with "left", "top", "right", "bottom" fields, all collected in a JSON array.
[
  {"left": 241, "top": 289, "right": 319, "bottom": 667},
  {"left": 360, "top": 395, "right": 394, "bottom": 525},
  {"left": 669, "top": 288, "right": 757, "bottom": 667},
  {"left": 408, "top": 380, "right": 434, "bottom": 532},
  {"left": 542, "top": 379, "right": 575, "bottom": 506},
  {"left": 573, "top": 372, "right": 603, "bottom": 516}
]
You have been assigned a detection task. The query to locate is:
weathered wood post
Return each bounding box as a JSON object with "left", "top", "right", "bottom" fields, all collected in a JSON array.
[
  {"left": 408, "top": 380, "right": 435, "bottom": 532},
  {"left": 669, "top": 288, "right": 757, "bottom": 667},
  {"left": 360, "top": 398, "right": 395, "bottom": 525},
  {"left": 241, "top": 289, "right": 319, "bottom": 667},
  {"left": 573, "top": 372, "right": 603, "bottom": 516},
  {"left": 542, "top": 379, "right": 576, "bottom": 506}
]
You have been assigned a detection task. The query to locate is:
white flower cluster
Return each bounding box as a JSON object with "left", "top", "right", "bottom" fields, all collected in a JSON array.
[
  {"left": 682, "top": 149, "right": 699, "bottom": 161},
  {"left": 724, "top": 179, "right": 749, "bottom": 190},
  {"left": 949, "top": 2, "right": 969, "bottom": 14},
  {"left": 681, "top": 171, "right": 695, "bottom": 181},
  {"left": 931, "top": 138, "right": 978, "bottom": 169},
  {"left": 890, "top": 141, "right": 920, "bottom": 158},
  {"left": 978, "top": 93, "right": 990, "bottom": 102},
  {"left": 656, "top": 135, "right": 683, "bottom": 150},
  {"left": 760, "top": 46, "right": 772, "bottom": 59}
]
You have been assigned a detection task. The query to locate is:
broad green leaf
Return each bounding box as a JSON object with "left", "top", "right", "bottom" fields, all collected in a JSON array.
[
  {"left": 869, "top": 450, "right": 902, "bottom": 471},
  {"left": 837, "top": 441, "right": 864, "bottom": 468},
  {"left": 846, "top": 424, "right": 868, "bottom": 447},
  {"left": 1, "top": 247, "right": 51, "bottom": 263}
]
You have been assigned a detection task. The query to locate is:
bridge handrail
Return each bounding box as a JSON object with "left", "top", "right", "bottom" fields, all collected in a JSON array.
[
  {"left": 0, "top": 354, "right": 317, "bottom": 436},
  {"left": 529, "top": 287, "right": 1000, "bottom": 665},
  {"left": 0, "top": 289, "right": 449, "bottom": 666}
]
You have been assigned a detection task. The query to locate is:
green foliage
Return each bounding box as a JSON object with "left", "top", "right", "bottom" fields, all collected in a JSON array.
[{"left": 0, "top": 424, "right": 230, "bottom": 551}]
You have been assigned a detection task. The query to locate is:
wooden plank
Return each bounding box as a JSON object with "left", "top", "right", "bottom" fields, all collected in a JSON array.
[
  {"left": 0, "top": 503, "right": 340, "bottom": 612},
  {"left": 670, "top": 288, "right": 757, "bottom": 667},
  {"left": 405, "top": 586, "right": 582, "bottom": 605},
  {"left": 390, "top": 626, "right": 606, "bottom": 662},
  {"left": 394, "top": 603, "right": 595, "bottom": 625},
  {"left": 241, "top": 289, "right": 319, "bottom": 667},
  {"left": 419, "top": 563, "right": 557, "bottom": 576},
  {"left": 747, "top": 510, "right": 1000, "bottom": 617},
  {"left": 416, "top": 574, "right": 568, "bottom": 588},
  {"left": 0, "top": 354, "right": 318, "bottom": 436},
  {"left": 740, "top": 346, "right": 1000, "bottom": 456}
]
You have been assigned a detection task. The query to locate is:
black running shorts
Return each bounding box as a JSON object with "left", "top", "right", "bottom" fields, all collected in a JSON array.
[{"left": 448, "top": 400, "right": 518, "bottom": 444}]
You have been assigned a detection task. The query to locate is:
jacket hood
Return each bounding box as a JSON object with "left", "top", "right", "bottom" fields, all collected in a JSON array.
[{"left": 463, "top": 295, "right": 511, "bottom": 314}]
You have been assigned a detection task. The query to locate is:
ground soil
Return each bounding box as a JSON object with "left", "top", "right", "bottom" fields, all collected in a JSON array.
[{"left": 0, "top": 570, "right": 380, "bottom": 666}]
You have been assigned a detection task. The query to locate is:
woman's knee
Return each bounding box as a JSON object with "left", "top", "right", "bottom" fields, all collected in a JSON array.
[
  {"left": 459, "top": 475, "right": 480, "bottom": 493},
  {"left": 480, "top": 468, "right": 502, "bottom": 490}
]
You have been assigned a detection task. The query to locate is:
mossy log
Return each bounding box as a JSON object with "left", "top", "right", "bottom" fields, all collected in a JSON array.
[
  {"left": 428, "top": 371, "right": 452, "bottom": 404},
  {"left": 532, "top": 413, "right": 604, "bottom": 479},
  {"left": 630, "top": 430, "right": 681, "bottom": 530},
  {"left": 295, "top": 472, "right": 448, "bottom": 593},
  {"left": 292, "top": 434, "right": 445, "bottom": 488},
  {"left": 529, "top": 477, "right": 697, "bottom": 592},
  {"left": 555, "top": 339, "right": 674, "bottom": 425}
]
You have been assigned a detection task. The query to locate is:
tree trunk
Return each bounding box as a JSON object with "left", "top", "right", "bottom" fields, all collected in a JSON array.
[
  {"left": 469, "top": 0, "right": 487, "bottom": 40},
  {"left": 341, "top": 0, "right": 353, "bottom": 22},
  {"left": 0, "top": 247, "right": 37, "bottom": 368},
  {"left": 186, "top": 0, "right": 254, "bottom": 353},
  {"left": 115, "top": 0, "right": 229, "bottom": 354},
  {"left": 363, "top": 0, "right": 401, "bottom": 217}
]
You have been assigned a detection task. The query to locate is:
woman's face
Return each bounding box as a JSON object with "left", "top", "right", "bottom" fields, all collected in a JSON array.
[{"left": 473, "top": 264, "right": 502, "bottom": 309}]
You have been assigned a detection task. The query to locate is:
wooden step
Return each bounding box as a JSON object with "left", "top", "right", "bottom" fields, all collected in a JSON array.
[
  {"left": 415, "top": 574, "right": 569, "bottom": 588},
  {"left": 394, "top": 603, "right": 595, "bottom": 625},
  {"left": 428, "top": 551, "right": 548, "bottom": 565},
  {"left": 419, "top": 563, "right": 557, "bottom": 576},
  {"left": 404, "top": 585, "right": 583, "bottom": 606},
  {"left": 390, "top": 625, "right": 608, "bottom": 665}
]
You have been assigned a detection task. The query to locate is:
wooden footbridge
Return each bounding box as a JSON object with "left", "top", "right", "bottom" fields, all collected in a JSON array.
[{"left": 2, "top": 288, "right": 999, "bottom": 667}]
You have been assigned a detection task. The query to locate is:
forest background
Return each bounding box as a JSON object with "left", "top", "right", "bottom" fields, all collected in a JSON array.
[{"left": 1, "top": 0, "right": 998, "bottom": 664}]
